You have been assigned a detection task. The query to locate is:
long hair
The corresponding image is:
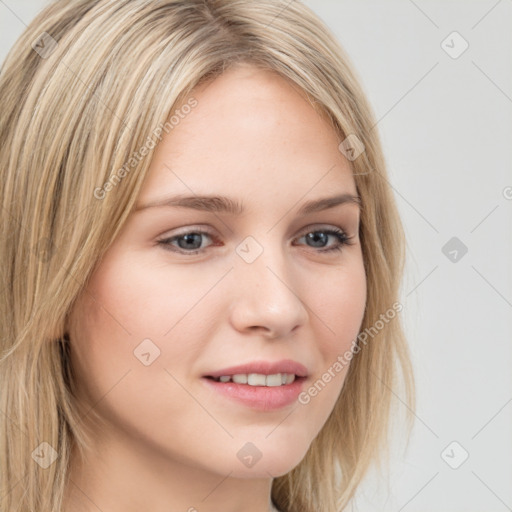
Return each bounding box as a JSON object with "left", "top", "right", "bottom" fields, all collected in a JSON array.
[{"left": 0, "top": 1, "right": 415, "bottom": 510}]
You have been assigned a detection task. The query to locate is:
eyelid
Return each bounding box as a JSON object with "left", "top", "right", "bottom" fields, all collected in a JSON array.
[
  {"left": 296, "top": 222, "right": 348, "bottom": 235},
  {"left": 156, "top": 222, "right": 355, "bottom": 256},
  {"left": 156, "top": 226, "right": 216, "bottom": 254},
  {"left": 157, "top": 222, "right": 351, "bottom": 241},
  {"left": 160, "top": 225, "right": 212, "bottom": 237}
]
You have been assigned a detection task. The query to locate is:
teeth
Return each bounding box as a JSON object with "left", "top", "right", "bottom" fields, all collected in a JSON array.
[
  {"left": 265, "top": 374, "right": 282, "bottom": 387},
  {"left": 213, "top": 373, "right": 296, "bottom": 386},
  {"left": 248, "top": 373, "right": 267, "bottom": 386},
  {"left": 232, "top": 374, "right": 248, "bottom": 384}
]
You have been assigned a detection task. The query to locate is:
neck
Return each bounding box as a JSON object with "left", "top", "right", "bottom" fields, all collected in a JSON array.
[{"left": 63, "top": 431, "right": 279, "bottom": 512}]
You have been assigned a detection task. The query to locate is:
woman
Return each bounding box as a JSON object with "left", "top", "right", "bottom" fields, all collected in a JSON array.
[{"left": 0, "top": 1, "right": 415, "bottom": 511}]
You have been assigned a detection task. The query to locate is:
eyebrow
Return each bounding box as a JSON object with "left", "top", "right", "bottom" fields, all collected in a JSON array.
[{"left": 134, "top": 193, "right": 361, "bottom": 216}]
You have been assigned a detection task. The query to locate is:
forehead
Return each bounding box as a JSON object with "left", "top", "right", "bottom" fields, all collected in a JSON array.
[
  {"left": 138, "top": 63, "right": 356, "bottom": 206},
  {"left": 184, "top": 63, "right": 336, "bottom": 147}
]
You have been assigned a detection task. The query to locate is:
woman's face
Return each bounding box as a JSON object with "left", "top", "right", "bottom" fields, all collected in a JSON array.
[{"left": 68, "top": 63, "right": 367, "bottom": 479}]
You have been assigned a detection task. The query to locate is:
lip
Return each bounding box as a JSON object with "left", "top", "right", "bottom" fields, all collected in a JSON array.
[
  {"left": 201, "top": 359, "right": 309, "bottom": 411},
  {"left": 203, "top": 359, "right": 309, "bottom": 379},
  {"left": 201, "top": 375, "right": 307, "bottom": 411}
]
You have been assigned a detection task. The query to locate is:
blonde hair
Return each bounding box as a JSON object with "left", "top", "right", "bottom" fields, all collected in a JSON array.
[{"left": 0, "top": 1, "right": 415, "bottom": 510}]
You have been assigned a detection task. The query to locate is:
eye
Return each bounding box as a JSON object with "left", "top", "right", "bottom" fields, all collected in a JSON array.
[
  {"left": 157, "top": 229, "right": 216, "bottom": 254},
  {"left": 294, "top": 227, "right": 355, "bottom": 253},
  {"left": 157, "top": 226, "right": 355, "bottom": 255}
]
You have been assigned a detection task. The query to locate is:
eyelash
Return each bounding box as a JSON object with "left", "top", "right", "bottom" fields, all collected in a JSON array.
[{"left": 157, "top": 226, "right": 355, "bottom": 255}]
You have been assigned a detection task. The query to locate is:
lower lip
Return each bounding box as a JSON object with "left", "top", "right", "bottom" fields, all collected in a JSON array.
[{"left": 201, "top": 377, "right": 307, "bottom": 411}]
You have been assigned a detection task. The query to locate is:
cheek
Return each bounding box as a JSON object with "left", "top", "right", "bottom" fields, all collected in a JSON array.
[
  {"left": 67, "top": 252, "right": 214, "bottom": 409},
  {"left": 78, "top": 253, "right": 189, "bottom": 341},
  {"left": 293, "top": 255, "right": 366, "bottom": 417},
  {"left": 67, "top": 268, "right": 196, "bottom": 448},
  {"left": 94, "top": 252, "right": 224, "bottom": 339},
  {"left": 313, "top": 255, "right": 367, "bottom": 356},
  {"left": 67, "top": 284, "right": 133, "bottom": 411},
  {"left": 66, "top": 254, "right": 148, "bottom": 406},
  {"left": 66, "top": 259, "right": 237, "bottom": 466}
]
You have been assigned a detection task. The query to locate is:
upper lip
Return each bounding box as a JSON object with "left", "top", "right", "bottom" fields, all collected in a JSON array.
[{"left": 204, "top": 359, "right": 308, "bottom": 378}]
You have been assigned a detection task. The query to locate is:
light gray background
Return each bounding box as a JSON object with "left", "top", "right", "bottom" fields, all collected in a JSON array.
[{"left": 1, "top": 1, "right": 511, "bottom": 511}]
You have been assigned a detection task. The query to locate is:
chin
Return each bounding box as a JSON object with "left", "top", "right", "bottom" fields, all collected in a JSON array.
[
  {"left": 230, "top": 459, "right": 303, "bottom": 479},
  {"left": 229, "top": 441, "right": 310, "bottom": 479}
]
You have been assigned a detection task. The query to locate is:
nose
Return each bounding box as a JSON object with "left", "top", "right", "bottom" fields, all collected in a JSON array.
[{"left": 229, "top": 244, "right": 308, "bottom": 339}]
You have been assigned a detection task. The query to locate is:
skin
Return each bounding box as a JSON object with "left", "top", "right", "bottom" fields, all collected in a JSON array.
[{"left": 64, "top": 62, "right": 367, "bottom": 512}]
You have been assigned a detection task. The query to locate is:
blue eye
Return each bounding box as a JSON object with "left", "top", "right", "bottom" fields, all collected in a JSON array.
[
  {"left": 157, "top": 227, "right": 354, "bottom": 255},
  {"left": 158, "top": 230, "right": 214, "bottom": 254},
  {"left": 295, "top": 228, "right": 354, "bottom": 253}
]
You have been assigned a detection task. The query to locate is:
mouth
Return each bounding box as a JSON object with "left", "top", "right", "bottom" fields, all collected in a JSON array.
[
  {"left": 201, "top": 374, "right": 307, "bottom": 411},
  {"left": 203, "top": 373, "right": 305, "bottom": 387},
  {"left": 201, "top": 359, "right": 309, "bottom": 410}
]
